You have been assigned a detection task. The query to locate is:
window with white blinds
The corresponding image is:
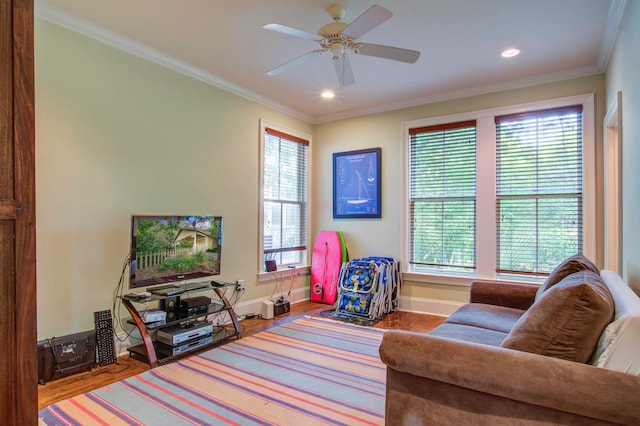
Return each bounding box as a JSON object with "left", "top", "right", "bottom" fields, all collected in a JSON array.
[
  {"left": 496, "top": 105, "right": 583, "bottom": 276},
  {"left": 263, "top": 127, "right": 308, "bottom": 270},
  {"left": 408, "top": 121, "right": 477, "bottom": 272},
  {"left": 403, "top": 94, "right": 594, "bottom": 283}
]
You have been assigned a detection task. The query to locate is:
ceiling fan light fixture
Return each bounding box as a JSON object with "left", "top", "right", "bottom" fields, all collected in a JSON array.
[
  {"left": 263, "top": 4, "right": 420, "bottom": 87},
  {"left": 321, "top": 90, "right": 336, "bottom": 99},
  {"left": 330, "top": 41, "right": 345, "bottom": 55},
  {"left": 501, "top": 48, "right": 520, "bottom": 58}
]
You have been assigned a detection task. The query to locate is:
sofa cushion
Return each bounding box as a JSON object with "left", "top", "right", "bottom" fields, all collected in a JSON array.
[
  {"left": 428, "top": 323, "right": 507, "bottom": 347},
  {"left": 591, "top": 270, "right": 640, "bottom": 375},
  {"left": 536, "top": 254, "right": 599, "bottom": 300},
  {"left": 445, "top": 303, "right": 526, "bottom": 334},
  {"left": 502, "top": 270, "right": 614, "bottom": 363}
]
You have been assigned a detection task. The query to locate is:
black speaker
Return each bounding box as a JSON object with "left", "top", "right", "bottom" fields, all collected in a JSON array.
[
  {"left": 160, "top": 296, "right": 180, "bottom": 311},
  {"left": 37, "top": 331, "right": 96, "bottom": 384}
]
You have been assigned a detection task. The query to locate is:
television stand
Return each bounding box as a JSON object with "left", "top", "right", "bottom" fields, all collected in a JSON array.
[{"left": 121, "top": 284, "right": 241, "bottom": 368}]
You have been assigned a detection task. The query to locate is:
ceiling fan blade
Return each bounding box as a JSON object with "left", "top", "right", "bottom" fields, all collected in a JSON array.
[
  {"left": 267, "top": 50, "right": 323, "bottom": 76},
  {"left": 263, "top": 23, "right": 319, "bottom": 41},
  {"left": 334, "top": 55, "right": 355, "bottom": 87},
  {"left": 357, "top": 43, "right": 420, "bottom": 63},
  {"left": 342, "top": 5, "right": 392, "bottom": 39}
]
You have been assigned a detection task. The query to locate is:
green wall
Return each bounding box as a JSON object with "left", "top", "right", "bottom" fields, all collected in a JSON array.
[
  {"left": 35, "top": 19, "right": 312, "bottom": 339},
  {"left": 313, "top": 75, "right": 606, "bottom": 307}
]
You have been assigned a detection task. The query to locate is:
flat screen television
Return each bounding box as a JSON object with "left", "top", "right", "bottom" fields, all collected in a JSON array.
[{"left": 129, "top": 215, "right": 222, "bottom": 288}]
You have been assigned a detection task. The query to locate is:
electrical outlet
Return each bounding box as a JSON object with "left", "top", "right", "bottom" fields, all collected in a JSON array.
[{"left": 236, "top": 279, "right": 244, "bottom": 291}]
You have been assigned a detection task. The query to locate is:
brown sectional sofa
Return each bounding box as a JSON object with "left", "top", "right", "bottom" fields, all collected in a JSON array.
[{"left": 380, "top": 256, "right": 640, "bottom": 425}]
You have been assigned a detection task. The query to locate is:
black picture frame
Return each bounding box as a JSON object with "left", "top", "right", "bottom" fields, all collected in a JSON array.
[{"left": 333, "top": 147, "right": 381, "bottom": 219}]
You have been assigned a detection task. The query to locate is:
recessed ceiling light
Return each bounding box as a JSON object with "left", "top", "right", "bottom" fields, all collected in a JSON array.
[
  {"left": 501, "top": 48, "right": 520, "bottom": 58},
  {"left": 321, "top": 90, "right": 335, "bottom": 99}
]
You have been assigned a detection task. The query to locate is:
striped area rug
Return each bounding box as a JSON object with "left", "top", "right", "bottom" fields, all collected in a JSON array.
[{"left": 39, "top": 317, "right": 387, "bottom": 425}]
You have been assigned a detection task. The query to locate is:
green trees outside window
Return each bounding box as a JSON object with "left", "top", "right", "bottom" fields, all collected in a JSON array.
[
  {"left": 496, "top": 106, "right": 583, "bottom": 274},
  {"left": 409, "top": 121, "right": 477, "bottom": 272},
  {"left": 408, "top": 104, "right": 585, "bottom": 278}
]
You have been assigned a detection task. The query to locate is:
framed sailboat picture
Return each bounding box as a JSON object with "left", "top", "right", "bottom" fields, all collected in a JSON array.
[{"left": 333, "top": 147, "right": 381, "bottom": 219}]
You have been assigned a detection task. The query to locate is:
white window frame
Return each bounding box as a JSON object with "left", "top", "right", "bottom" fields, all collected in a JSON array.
[
  {"left": 258, "top": 119, "right": 312, "bottom": 281},
  {"left": 402, "top": 94, "right": 595, "bottom": 286}
]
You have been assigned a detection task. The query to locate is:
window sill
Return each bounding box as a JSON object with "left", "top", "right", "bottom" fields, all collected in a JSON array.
[
  {"left": 257, "top": 265, "right": 310, "bottom": 283},
  {"left": 257, "top": 266, "right": 542, "bottom": 287},
  {"left": 402, "top": 271, "right": 543, "bottom": 287}
]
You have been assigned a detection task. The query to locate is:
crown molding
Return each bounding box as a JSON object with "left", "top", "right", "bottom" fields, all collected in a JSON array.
[
  {"left": 34, "top": 0, "right": 614, "bottom": 126},
  {"left": 598, "top": 0, "right": 628, "bottom": 70},
  {"left": 34, "top": 0, "right": 314, "bottom": 124},
  {"left": 314, "top": 65, "right": 603, "bottom": 124}
]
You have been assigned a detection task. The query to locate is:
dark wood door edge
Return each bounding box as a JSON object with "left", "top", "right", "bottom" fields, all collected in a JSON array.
[{"left": 0, "top": 200, "right": 18, "bottom": 219}]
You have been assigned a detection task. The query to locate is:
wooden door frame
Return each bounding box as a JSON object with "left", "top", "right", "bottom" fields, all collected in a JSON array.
[
  {"left": 0, "top": 0, "right": 37, "bottom": 424},
  {"left": 604, "top": 91, "right": 623, "bottom": 274}
]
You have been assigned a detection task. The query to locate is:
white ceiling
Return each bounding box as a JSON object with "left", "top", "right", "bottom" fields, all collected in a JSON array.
[{"left": 36, "top": 0, "right": 622, "bottom": 124}]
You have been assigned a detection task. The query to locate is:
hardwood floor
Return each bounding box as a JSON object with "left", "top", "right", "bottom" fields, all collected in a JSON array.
[{"left": 38, "top": 301, "right": 445, "bottom": 410}]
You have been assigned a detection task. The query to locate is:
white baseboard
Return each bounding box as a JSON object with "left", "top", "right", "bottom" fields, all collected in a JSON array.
[
  {"left": 115, "top": 331, "right": 138, "bottom": 357},
  {"left": 114, "top": 291, "right": 457, "bottom": 356},
  {"left": 115, "top": 287, "right": 311, "bottom": 356},
  {"left": 232, "top": 287, "right": 310, "bottom": 318},
  {"left": 398, "top": 295, "right": 462, "bottom": 317}
]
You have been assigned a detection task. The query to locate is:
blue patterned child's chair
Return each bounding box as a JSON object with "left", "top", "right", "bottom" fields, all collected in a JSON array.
[{"left": 334, "top": 257, "right": 401, "bottom": 320}]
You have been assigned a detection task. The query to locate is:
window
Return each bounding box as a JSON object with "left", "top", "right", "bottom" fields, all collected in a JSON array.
[
  {"left": 408, "top": 121, "right": 477, "bottom": 272},
  {"left": 403, "top": 95, "right": 594, "bottom": 283},
  {"left": 496, "top": 106, "right": 583, "bottom": 275},
  {"left": 260, "top": 123, "right": 309, "bottom": 272}
]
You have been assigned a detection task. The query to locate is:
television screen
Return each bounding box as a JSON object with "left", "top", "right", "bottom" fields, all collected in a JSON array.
[{"left": 129, "top": 215, "right": 222, "bottom": 288}]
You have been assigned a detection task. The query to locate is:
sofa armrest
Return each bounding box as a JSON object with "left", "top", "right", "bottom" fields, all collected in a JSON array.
[
  {"left": 380, "top": 330, "right": 640, "bottom": 425},
  {"left": 470, "top": 280, "right": 538, "bottom": 310}
]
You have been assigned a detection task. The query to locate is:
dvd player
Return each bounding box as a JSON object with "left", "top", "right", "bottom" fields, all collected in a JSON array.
[
  {"left": 156, "top": 335, "right": 214, "bottom": 357},
  {"left": 156, "top": 321, "right": 213, "bottom": 346}
]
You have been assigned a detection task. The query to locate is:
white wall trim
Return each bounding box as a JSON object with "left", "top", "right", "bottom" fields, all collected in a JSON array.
[
  {"left": 582, "top": 93, "right": 597, "bottom": 260},
  {"left": 257, "top": 266, "right": 310, "bottom": 283},
  {"left": 603, "top": 91, "right": 623, "bottom": 273},
  {"left": 598, "top": 0, "right": 628, "bottom": 70},
  {"left": 315, "top": 65, "right": 602, "bottom": 124},
  {"left": 233, "top": 287, "right": 310, "bottom": 318},
  {"left": 114, "top": 292, "right": 453, "bottom": 355},
  {"left": 398, "top": 296, "right": 460, "bottom": 317},
  {"left": 115, "top": 287, "right": 310, "bottom": 355},
  {"left": 115, "top": 332, "right": 137, "bottom": 357}
]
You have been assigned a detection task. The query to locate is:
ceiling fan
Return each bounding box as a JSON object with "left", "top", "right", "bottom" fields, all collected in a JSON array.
[{"left": 263, "top": 3, "right": 420, "bottom": 87}]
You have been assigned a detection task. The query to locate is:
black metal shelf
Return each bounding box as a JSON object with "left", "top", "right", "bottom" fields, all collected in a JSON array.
[
  {"left": 127, "top": 326, "right": 238, "bottom": 363},
  {"left": 126, "top": 301, "right": 228, "bottom": 330},
  {"left": 121, "top": 286, "right": 242, "bottom": 367}
]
